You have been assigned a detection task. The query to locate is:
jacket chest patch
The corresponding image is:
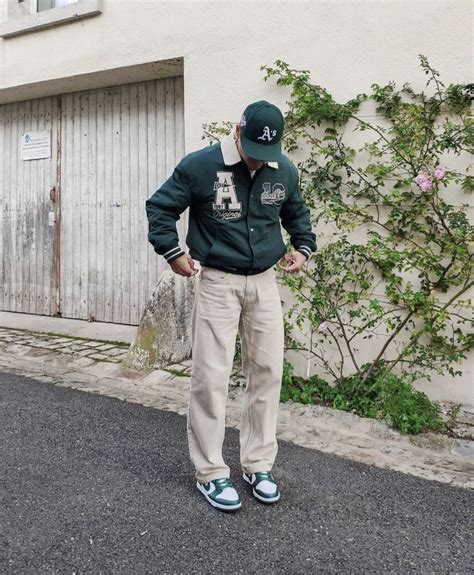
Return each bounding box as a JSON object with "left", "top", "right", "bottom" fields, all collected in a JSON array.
[
  {"left": 261, "top": 182, "right": 286, "bottom": 207},
  {"left": 212, "top": 171, "right": 242, "bottom": 220}
]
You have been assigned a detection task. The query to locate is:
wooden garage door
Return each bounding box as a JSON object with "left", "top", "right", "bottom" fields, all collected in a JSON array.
[{"left": 0, "top": 76, "right": 185, "bottom": 325}]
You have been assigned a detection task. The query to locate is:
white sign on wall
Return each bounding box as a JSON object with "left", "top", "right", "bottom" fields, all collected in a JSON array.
[{"left": 21, "top": 131, "right": 52, "bottom": 161}]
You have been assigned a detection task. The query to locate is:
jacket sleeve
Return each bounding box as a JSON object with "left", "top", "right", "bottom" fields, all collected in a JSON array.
[
  {"left": 145, "top": 160, "right": 192, "bottom": 264},
  {"left": 280, "top": 168, "right": 317, "bottom": 260}
]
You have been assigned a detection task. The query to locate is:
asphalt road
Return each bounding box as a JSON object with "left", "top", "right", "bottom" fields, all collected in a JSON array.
[{"left": 1, "top": 371, "right": 473, "bottom": 574}]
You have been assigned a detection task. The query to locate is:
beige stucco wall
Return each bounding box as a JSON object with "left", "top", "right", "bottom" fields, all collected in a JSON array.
[
  {"left": 0, "top": 0, "right": 472, "bottom": 404},
  {"left": 1, "top": 1, "right": 472, "bottom": 141}
]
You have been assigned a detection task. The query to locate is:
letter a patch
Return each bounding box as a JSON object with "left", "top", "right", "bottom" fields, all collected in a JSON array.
[{"left": 213, "top": 172, "right": 242, "bottom": 211}]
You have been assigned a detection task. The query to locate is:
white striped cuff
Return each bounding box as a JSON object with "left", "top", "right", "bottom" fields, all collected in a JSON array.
[
  {"left": 167, "top": 250, "right": 185, "bottom": 263},
  {"left": 163, "top": 246, "right": 183, "bottom": 261},
  {"left": 297, "top": 245, "right": 312, "bottom": 260}
]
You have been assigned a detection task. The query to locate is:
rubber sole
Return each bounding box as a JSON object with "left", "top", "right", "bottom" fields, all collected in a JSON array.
[
  {"left": 243, "top": 473, "right": 281, "bottom": 504},
  {"left": 196, "top": 481, "right": 242, "bottom": 512}
]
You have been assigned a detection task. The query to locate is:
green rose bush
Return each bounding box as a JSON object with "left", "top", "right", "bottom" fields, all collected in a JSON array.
[{"left": 206, "top": 56, "right": 473, "bottom": 432}]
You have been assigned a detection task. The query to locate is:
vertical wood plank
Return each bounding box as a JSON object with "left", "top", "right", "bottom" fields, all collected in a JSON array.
[
  {"left": 144, "top": 80, "right": 157, "bottom": 323},
  {"left": 48, "top": 96, "right": 58, "bottom": 316},
  {"left": 60, "top": 93, "right": 73, "bottom": 318},
  {"left": 19, "top": 100, "right": 27, "bottom": 313},
  {"left": 164, "top": 78, "right": 176, "bottom": 181},
  {"left": 43, "top": 97, "right": 55, "bottom": 317},
  {"left": 154, "top": 79, "right": 167, "bottom": 290},
  {"left": 11, "top": 103, "right": 19, "bottom": 311},
  {"left": 88, "top": 89, "right": 98, "bottom": 321},
  {"left": 137, "top": 81, "right": 149, "bottom": 323},
  {"left": 120, "top": 84, "right": 132, "bottom": 325},
  {"left": 111, "top": 86, "right": 122, "bottom": 323},
  {"left": 79, "top": 91, "right": 90, "bottom": 319},
  {"left": 103, "top": 87, "right": 114, "bottom": 322},
  {"left": 37, "top": 98, "right": 47, "bottom": 315},
  {"left": 24, "top": 99, "right": 34, "bottom": 314},
  {"left": 74, "top": 92, "right": 83, "bottom": 319},
  {"left": 3, "top": 105, "right": 12, "bottom": 311},
  {"left": 129, "top": 82, "right": 141, "bottom": 325},
  {"left": 32, "top": 98, "right": 44, "bottom": 315},
  {"left": 95, "top": 88, "right": 106, "bottom": 323},
  {"left": 39, "top": 99, "right": 47, "bottom": 315},
  {"left": 174, "top": 76, "right": 185, "bottom": 160},
  {"left": 70, "top": 92, "right": 79, "bottom": 319}
]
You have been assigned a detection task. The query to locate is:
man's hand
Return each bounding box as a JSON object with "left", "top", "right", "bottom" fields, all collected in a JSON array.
[
  {"left": 280, "top": 251, "right": 307, "bottom": 273},
  {"left": 169, "top": 254, "right": 197, "bottom": 277}
]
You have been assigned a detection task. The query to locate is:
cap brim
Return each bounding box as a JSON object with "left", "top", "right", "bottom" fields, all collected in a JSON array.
[{"left": 241, "top": 135, "right": 282, "bottom": 162}]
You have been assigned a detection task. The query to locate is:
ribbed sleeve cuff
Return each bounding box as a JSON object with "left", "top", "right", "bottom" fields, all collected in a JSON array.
[
  {"left": 296, "top": 245, "right": 313, "bottom": 261},
  {"left": 163, "top": 246, "right": 185, "bottom": 263}
]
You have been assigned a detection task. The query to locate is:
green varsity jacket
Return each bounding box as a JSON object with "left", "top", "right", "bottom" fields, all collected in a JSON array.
[{"left": 145, "top": 133, "right": 316, "bottom": 271}]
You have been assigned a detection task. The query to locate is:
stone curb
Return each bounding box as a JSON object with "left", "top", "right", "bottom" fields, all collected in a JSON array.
[{"left": 0, "top": 332, "right": 472, "bottom": 490}]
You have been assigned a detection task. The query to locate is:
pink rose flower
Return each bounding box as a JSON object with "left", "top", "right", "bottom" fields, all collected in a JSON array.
[
  {"left": 415, "top": 174, "right": 427, "bottom": 185},
  {"left": 420, "top": 179, "right": 433, "bottom": 192},
  {"left": 318, "top": 321, "right": 329, "bottom": 333},
  {"left": 434, "top": 166, "right": 446, "bottom": 180},
  {"left": 415, "top": 173, "right": 432, "bottom": 192}
]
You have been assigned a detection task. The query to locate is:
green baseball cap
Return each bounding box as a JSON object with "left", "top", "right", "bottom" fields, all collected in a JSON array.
[{"left": 239, "top": 100, "right": 284, "bottom": 162}]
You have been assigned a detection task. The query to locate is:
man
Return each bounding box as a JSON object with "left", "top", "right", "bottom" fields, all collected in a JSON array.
[{"left": 146, "top": 100, "right": 316, "bottom": 512}]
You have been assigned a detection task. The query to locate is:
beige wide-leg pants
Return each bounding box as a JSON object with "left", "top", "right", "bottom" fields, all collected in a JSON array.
[{"left": 187, "top": 265, "right": 285, "bottom": 484}]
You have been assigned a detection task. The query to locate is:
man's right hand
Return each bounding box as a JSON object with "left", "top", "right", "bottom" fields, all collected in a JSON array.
[{"left": 169, "top": 254, "right": 197, "bottom": 277}]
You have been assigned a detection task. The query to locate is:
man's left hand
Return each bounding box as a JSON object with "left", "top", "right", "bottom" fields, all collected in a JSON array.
[{"left": 280, "top": 251, "right": 307, "bottom": 273}]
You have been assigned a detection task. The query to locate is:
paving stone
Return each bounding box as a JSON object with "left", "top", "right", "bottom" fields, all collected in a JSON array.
[
  {"left": 65, "top": 344, "right": 89, "bottom": 352},
  {"left": 103, "top": 348, "right": 129, "bottom": 357},
  {"left": 27, "top": 341, "right": 54, "bottom": 348},
  {"left": 80, "top": 341, "right": 106, "bottom": 348},
  {"left": 69, "top": 356, "right": 97, "bottom": 368},
  {"left": 24, "top": 347, "right": 56, "bottom": 358},
  {"left": 87, "top": 353, "right": 111, "bottom": 361},
  {"left": 50, "top": 341, "right": 76, "bottom": 348},
  {"left": 94, "top": 344, "right": 117, "bottom": 351},
  {"left": 75, "top": 349, "right": 98, "bottom": 357}
]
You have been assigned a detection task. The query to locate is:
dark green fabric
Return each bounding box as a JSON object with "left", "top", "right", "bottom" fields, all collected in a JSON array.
[
  {"left": 239, "top": 100, "right": 284, "bottom": 161},
  {"left": 145, "top": 141, "right": 316, "bottom": 269}
]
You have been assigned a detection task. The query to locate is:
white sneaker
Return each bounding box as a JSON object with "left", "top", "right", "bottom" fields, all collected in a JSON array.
[
  {"left": 196, "top": 478, "right": 242, "bottom": 512},
  {"left": 243, "top": 471, "right": 281, "bottom": 504}
]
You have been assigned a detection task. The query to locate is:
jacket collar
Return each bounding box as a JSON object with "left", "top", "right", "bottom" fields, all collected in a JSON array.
[{"left": 220, "top": 131, "right": 279, "bottom": 169}]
